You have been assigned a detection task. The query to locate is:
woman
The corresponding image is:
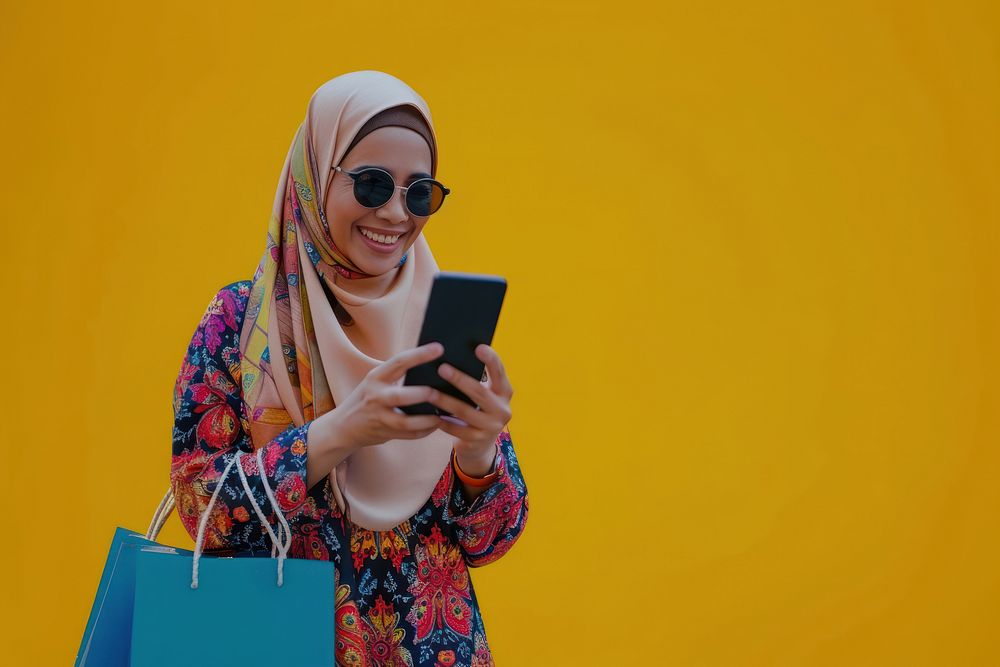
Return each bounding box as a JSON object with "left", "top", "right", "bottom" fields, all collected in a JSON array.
[{"left": 170, "top": 70, "right": 529, "bottom": 666}]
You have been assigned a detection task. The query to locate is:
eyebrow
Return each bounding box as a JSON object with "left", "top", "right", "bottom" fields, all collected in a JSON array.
[{"left": 353, "top": 164, "right": 432, "bottom": 180}]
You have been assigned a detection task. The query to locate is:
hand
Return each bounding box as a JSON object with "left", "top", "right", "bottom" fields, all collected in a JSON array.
[
  {"left": 430, "top": 344, "right": 514, "bottom": 464},
  {"left": 331, "top": 342, "right": 446, "bottom": 449}
]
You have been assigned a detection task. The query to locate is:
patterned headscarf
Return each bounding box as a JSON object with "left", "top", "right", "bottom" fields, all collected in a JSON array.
[{"left": 238, "top": 70, "right": 455, "bottom": 531}]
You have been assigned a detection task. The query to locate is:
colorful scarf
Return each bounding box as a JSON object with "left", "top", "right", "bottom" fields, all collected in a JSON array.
[{"left": 237, "top": 71, "right": 455, "bottom": 530}]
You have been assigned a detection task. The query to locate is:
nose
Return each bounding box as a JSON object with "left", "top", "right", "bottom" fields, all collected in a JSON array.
[{"left": 375, "top": 186, "right": 408, "bottom": 224}]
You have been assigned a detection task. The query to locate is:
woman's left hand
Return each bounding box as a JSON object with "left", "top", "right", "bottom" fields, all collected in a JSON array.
[{"left": 430, "top": 344, "right": 513, "bottom": 465}]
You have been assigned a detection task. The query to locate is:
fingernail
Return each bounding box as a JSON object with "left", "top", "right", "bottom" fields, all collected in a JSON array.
[{"left": 439, "top": 364, "right": 453, "bottom": 378}]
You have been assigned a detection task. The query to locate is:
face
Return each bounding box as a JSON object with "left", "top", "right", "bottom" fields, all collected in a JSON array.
[{"left": 324, "top": 126, "right": 434, "bottom": 276}]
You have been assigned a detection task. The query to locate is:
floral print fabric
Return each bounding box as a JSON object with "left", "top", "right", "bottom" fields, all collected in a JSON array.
[{"left": 171, "top": 281, "right": 529, "bottom": 666}]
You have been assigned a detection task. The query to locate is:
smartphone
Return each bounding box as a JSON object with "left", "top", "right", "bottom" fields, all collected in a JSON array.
[{"left": 399, "top": 272, "right": 507, "bottom": 416}]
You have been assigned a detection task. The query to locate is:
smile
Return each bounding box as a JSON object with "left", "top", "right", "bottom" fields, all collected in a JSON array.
[
  {"left": 359, "top": 227, "right": 402, "bottom": 244},
  {"left": 356, "top": 225, "right": 407, "bottom": 254}
]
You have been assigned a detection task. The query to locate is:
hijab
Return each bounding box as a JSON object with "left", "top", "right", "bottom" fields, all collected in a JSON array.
[{"left": 238, "top": 70, "right": 455, "bottom": 531}]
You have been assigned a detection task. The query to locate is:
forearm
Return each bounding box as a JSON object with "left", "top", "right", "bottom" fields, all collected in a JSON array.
[
  {"left": 305, "top": 411, "right": 360, "bottom": 490},
  {"left": 172, "top": 423, "right": 311, "bottom": 552}
]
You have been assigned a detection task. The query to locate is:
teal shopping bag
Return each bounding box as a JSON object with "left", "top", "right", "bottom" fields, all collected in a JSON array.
[
  {"left": 131, "top": 547, "right": 334, "bottom": 666},
  {"left": 75, "top": 527, "right": 191, "bottom": 666},
  {"left": 76, "top": 448, "right": 336, "bottom": 667}
]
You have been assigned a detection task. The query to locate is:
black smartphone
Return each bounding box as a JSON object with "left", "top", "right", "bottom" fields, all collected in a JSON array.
[{"left": 399, "top": 272, "right": 507, "bottom": 416}]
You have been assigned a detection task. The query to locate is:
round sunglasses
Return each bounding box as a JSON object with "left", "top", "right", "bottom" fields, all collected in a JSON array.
[{"left": 332, "top": 165, "right": 451, "bottom": 217}]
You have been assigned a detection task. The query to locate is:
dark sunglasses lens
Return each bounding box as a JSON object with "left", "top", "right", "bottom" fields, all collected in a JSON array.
[
  {"left": 353, "top": 169, "right": 394, "bottom": 207},
  {"left": 406, "top": 180, "right": 446, "bottom": 216}
]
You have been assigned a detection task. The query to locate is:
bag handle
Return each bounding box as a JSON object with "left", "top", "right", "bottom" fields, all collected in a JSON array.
[
  {"left": 145, "top": 487, "right": 175, "bottom": 542},
  {"left": 144, "top": 453, "right": 289, "bottom": 548},
  {"left": 144, "top": 449, "right": 292, "bottom": 589}
]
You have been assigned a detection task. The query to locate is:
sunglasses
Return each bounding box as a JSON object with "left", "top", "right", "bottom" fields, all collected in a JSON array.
[{"left": 332, "top": 165, "right": 451, "bottom": 217}]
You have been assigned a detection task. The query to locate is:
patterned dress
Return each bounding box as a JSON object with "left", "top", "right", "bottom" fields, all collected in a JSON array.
[{"left": 170, "top": 281, "right": 529, "bottom": 666}]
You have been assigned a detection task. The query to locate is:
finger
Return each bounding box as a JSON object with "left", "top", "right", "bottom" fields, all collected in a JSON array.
[
  {"left": 381, "top": 385, "right": 440, "bottom": 408},
  {"left": 435, "top": 417, "right": 489, "bottom": 443},
  {"left": 436, "top": 364, "right": 512, "bottom": 425},
  {"left": 428, "top": 390, "right": 499, "bottom": 429},
  {"left": 438, "top": 363, "right": 500, "bottom": 412},
  {"left": 476, "top": 345, "right": 513, "bottom": 400},
  {"left": 385, "top": 412, "right": 442, "bottom": 432},
  {"left": 372, "top": 342, "right": 444, "bottom": 382}
]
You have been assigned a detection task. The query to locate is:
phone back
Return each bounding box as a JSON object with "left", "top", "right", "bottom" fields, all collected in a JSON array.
[{"left": 401, "top": 272, "right": 507, "bottom": 415}]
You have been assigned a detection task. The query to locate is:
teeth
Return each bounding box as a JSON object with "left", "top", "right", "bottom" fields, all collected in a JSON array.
[{"left": 360, "top": 228, "right": 400, "bottom": 244}]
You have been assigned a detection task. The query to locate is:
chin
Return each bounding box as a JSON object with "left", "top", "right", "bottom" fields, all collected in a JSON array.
[{"left": 352, "top": 248, "right": 401, "bottom": 274}]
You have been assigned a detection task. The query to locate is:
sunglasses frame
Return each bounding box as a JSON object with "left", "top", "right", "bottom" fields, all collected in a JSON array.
[{"left": 332, "top": 165, "right": 451, "bottom": 217}]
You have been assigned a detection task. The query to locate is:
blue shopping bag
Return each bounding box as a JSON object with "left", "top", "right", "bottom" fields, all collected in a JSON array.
[
  {"left": 75, "top": 527, "right": 190, "bottom": 666},
  {"left": 130, "top": 546, "right": 335, "bottom": 666},
  {"left": 76, "top": 448, "right": 336, "bottom": 667}
]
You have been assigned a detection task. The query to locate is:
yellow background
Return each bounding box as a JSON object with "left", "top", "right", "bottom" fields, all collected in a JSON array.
[{"left": 2, "top": 1, "right": 998, "bottom": 664}]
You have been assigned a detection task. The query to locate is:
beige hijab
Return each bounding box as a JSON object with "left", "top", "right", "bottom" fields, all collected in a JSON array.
[{"left": 238, "top": 70, "right": 454, "bottom": 531}]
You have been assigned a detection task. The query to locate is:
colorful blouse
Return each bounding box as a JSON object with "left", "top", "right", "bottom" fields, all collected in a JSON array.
[{"left": 170, "top": 281, "right": 529, "bottom": 666}]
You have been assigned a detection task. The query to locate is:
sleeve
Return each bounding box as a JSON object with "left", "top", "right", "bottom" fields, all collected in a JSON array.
[
  {"left": 447, "top": 427, "right": 529, "bottom": 568},
  {"left": 170, "top": 283, "right": 315, "bottom": 555}
]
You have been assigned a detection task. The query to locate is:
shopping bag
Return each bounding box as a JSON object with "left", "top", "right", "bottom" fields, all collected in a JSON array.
[
  {"left": 130, "top": 545, "right": 335, "bottom": 666},
  {"left": 76, "top": 448, "right": 336, "bottom": 667},
  {"left": 75, "top": 527, "right": 191, "bottom": 666}
]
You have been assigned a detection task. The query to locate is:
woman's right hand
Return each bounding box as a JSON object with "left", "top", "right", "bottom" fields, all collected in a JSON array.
[
  {"left": 331, "top": 342, "right": 446, "bottom": 449},
  {"left": 305, "top": 342, "right": 445, "bottom": 488}
]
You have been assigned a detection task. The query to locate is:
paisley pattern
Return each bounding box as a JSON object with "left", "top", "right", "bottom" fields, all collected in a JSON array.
[{"left": 171, "top": 282, "right": 529, "bottom": 666}]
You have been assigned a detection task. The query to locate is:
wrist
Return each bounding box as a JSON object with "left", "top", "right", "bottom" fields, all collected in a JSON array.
[
  {"left": 454, "top": 442, "right": 500, "bottom": 479},
  {"left": 309, "top": 410, "right": 348, "bottom": 453},
  {"left": 305, "top": 410, "right": 357, "bottom": 489}
]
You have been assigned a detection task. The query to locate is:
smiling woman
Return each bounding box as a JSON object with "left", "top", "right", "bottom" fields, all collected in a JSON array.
[{"left": 168, "top": 70, "right": 528, "bottom": 666}]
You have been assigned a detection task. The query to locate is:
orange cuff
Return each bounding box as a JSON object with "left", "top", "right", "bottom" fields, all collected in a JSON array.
[{"left": 452, "top": 444, "right": 502, "bottom": 488}]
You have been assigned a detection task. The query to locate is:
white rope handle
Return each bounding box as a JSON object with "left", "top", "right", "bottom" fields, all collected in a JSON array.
[
  {"left": 191, "top": 451, "right": 242, "bottom": 589},
  {"left": 145, "top": 487, "right": 174, "bottom": 541},
  {"left": 255, "top": 446, "right": 292, "bottom": 560},
  {"left": 190, "top": 448, "right": 293, "bottom": 589},
  {"left": 234, "top": 448, "right": 292, "bottom": 585}
]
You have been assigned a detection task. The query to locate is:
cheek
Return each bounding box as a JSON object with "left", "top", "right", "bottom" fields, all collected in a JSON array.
[{"left": 324, "top": 192, "right": 364, "bottom": 240}]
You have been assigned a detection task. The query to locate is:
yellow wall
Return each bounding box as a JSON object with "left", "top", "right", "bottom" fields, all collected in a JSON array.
[{"left": 2, "top": 1, "right": 998, "bottom": 664}]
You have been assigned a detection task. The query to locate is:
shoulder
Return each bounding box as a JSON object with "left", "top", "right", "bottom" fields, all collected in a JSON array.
[
  {"left": 199, "top": 280, "right": 253, "bottom": 329},
  {"left": 188, "top": 280, "right": 253, "bottom": 362},
  {"left": 175, "top": 281, "right": 253, "bottom": 419},
  {"left": 205, "top": 280, "right": 253, "bottom": 319}
]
